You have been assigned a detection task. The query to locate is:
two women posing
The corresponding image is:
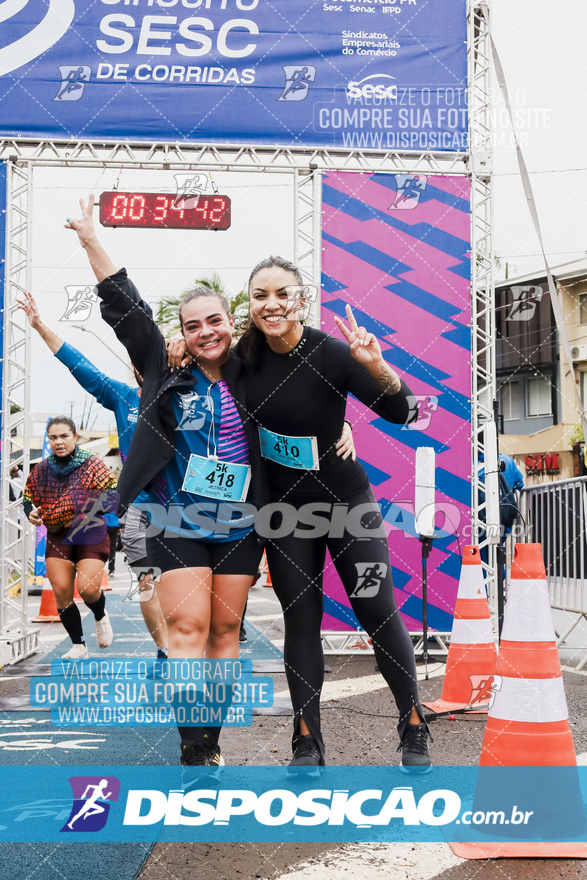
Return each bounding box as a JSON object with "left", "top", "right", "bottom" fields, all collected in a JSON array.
[{"left": 66, "top": 195, "right": 431, "bottom": 772}]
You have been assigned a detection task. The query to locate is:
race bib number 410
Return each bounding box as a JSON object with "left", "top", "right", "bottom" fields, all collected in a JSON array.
[
  {"left": 258, "top": 427, "right": 319, "bottom": 471},
  {"left": 182, "top": 455, "right": 251, "bottom": 502}
]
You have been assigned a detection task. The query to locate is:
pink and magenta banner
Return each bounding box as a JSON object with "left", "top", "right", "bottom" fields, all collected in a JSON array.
[{"left": 321, "top": 171, "right": 471, "bottom": 632}]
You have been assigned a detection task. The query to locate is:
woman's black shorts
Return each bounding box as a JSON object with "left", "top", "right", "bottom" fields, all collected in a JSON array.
[{"left": 145, "top": 529, "right": 263, "bottom": 576}]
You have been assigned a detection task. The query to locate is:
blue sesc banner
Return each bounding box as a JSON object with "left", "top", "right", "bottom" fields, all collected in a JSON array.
[{"left": 0, "top": 0, "right": 467, "bottom": 150}]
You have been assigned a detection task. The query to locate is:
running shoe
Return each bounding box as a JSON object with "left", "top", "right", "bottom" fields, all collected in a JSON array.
[
  {"left": 62, "top": 643, "right": 88, "bottom": 660},
  {"left": 156, "top": 648, "right": 168, "bottom": 660},
  {"left": 239, "top": 623, "right": 247, "bottom": 643},
  {"left": 287, "top": 734, "right": 324, "bottom": 777},
  {"left": 398, "top": 722, "right": 432, "bottom": 773},
  {"left": 95, "top": 610, "right": 113, "bottom": 648},
  {"left": 181, "top": 741, "right": 225, "bottom": 787}
]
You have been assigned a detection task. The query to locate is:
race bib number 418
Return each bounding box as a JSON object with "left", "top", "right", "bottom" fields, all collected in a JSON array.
[{"left": 182, "top": 455, "right": 251, "bottom": 502}]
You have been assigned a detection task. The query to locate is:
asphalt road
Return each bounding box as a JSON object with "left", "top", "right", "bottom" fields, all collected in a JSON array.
[{"left": 3, "top": 556, "right": 587, "bottom": 880}]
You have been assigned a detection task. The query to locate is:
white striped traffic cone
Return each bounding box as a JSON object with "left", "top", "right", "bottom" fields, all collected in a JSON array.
[
  {"left": 423, "top": 545, "right": 496, "bottom": 715},
  {"left": 451, "top": 543, "right": 587, "bottom": 859}
]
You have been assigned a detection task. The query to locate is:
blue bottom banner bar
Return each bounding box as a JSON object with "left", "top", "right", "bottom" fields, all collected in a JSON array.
[{"left": 0, "top": 766, "right": 586, "bottom": 843}]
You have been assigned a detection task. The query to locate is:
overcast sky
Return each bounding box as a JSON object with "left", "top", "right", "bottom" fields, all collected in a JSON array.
[
  {"left": 24, "top": 0, "right": 586, "bottom": 430},
  {"left": 492, "top": 0, "right": 587, "bottom": 279}
]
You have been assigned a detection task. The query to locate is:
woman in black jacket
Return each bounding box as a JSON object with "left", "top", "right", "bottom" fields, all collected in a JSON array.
[
  {"left": 65, "top": 198, "right": 355, "bottom": 774},
  {"left": 66, "top": 197, "right": 263, "bottom": 774},
  {"left": 233, "top": 256, "right": 432, "bottom": 774}
]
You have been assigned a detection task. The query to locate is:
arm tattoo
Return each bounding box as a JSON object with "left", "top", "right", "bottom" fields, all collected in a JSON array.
[{"left": 375, "top": 365, "right": 401, "bottom": 396}]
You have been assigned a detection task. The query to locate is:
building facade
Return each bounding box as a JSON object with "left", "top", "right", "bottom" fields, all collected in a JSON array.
[{"left": 496, "top": 258, "right": 587, "bottom": 486}]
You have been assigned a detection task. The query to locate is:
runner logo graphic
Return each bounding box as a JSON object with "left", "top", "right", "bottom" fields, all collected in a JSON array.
[
  {"left": 54, "top": 66, "right": 91, "bottom": 102},
  {"left": 61, "top": 776, "right": 120, "bottom": 833},
  {"left": 506, "top": 285, "right": 543, "bottom": 322},
  {"left": 278, "top": 66, "right": 316, "bottom": 101},
  {"left": 350, "top": 562, "right": 387, "bottom": 599},
  {"left": 60, "top": 285, "right": 98, "bottom": 322},
  {"left": 466, "top": 674, "right": 502, "bottom": 709},
  {"left": 390, "top": 175, "right": 427, "bottom": 210},
  {"left": 124, "top": 566, "right": 162, "bottom": 604},
  {"left": 176, "top": 390, "right": 211, "bottom": 431},
  {"left": 284, "top": 285, "right": 318, "bottom": 322},
  {"left": 173, "top": 173, "right": 209, "bottom": 209},
  {"left": 402, "top": 396, "right": 438, "bottom": 431}
]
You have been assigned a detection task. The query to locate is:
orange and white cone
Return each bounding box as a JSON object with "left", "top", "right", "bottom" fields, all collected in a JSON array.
[
  {"left": 260, "top": 552, "right": 273, "bottom": 589},
  {"left": 423, "top": 545, "right": 496, "bottom": 715},
  {"left": 32, "top": 580, "right": 61, "bottom": 622},
  {"left": 451, "top": 543, "right": 587, "bottom": 859},
  {"left": 101, "top": 567, "right": 112, "bottom": 591}
]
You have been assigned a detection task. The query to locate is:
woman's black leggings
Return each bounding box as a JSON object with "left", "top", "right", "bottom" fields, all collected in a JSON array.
[{"left": 265, "top": 486, "right": 423, "bottom": 760}]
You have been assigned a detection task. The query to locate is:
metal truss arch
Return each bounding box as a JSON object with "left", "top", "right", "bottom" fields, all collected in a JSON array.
[{"left": 0, "top": 7, "right": 494, "bottom": 656}]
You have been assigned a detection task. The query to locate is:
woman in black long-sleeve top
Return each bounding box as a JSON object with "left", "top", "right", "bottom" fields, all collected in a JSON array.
[{"left": 232, "top": 256, "right": 432, "bottom": 773}]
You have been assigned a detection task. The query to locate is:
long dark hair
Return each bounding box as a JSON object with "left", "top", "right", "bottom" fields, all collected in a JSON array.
[{"left": 239, "top": 256, "right": 304, "bottom": 368}]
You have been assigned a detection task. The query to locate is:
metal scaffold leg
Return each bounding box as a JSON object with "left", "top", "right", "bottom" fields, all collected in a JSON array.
[{"left": 1, "top": 158, "right": 39, "bottom": 664}]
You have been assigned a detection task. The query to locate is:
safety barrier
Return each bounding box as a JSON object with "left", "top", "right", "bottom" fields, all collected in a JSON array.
[{"left": 521, "top": 476, "right": 587, "bottom": 668}]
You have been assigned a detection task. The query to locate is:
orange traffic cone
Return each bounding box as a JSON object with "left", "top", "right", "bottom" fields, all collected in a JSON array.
[
  {"left": 32, "top": 580, "right": 61, "bottom": 622},
  {"left": 73, "top": 577, "right": 83, "bottom": 602},
  {"left": 260, "top": 552, "right": 273, "bottom": 588},
  {"left": 423, "top": 545, "right": 496, "bottom": 715},
  {"left": 101, "top": 567, "right": 112, "bottom": 591},
  {"left": 451, "top": 543, "right": 587, "bottom": 859}
]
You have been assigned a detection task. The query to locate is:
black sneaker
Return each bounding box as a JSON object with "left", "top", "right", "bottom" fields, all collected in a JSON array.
[
  {"left": 239, "top": 623, "right": 247, "bottom": 643},
  {"left": 398, "top": 722, "right": 432, "bottom": 773},
  {"left": 287, "top": 734, "right": 324, "bottom": 777},
  {"left": 181, "top": 740, "right": 225, "bottom": 787}
]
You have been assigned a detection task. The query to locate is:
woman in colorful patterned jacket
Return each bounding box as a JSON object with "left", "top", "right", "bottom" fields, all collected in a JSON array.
[{"left": 23, "top": 416, "right": 117, "bottom": 659}]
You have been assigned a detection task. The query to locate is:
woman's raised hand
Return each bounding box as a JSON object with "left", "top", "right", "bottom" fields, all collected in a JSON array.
[
  {"left": 65, "top": 194, "right": 97, "bottom": 248},
  {"left": 16, "top": 291, "right": 42, "bottom": 331},
  {"left": 334, "top": 304, "right": 383, "bottom": 368}
]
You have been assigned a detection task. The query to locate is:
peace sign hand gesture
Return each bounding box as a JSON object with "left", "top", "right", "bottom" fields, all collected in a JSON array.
[
  {"left": 65, "top": 194, "right": 97, "bottom": 249},
  {"left": 63, "top": 194, "right": 117, "bottom": 283},
  {"left": 334, "top": 304, "right": 383, "bottom": 368}
]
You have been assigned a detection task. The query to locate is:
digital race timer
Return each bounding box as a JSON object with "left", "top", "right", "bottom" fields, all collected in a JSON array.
[{"left": 99, "top": 191, "right": 231, "bottom": 230}]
